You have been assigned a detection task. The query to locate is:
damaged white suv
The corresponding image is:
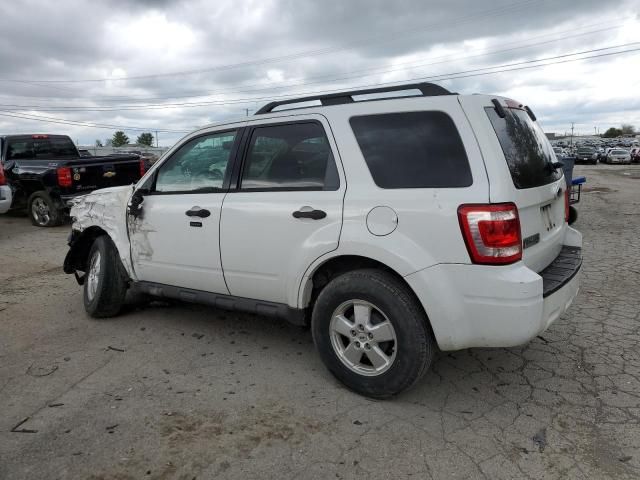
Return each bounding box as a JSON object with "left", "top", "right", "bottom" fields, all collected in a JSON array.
[{"left": 64, "top": 83, "right": 582, "bottom": 398}]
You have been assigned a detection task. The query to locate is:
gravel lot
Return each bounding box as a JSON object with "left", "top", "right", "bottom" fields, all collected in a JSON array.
[{"left": 1, "top": 164, "right": 639, "bottom": 480}]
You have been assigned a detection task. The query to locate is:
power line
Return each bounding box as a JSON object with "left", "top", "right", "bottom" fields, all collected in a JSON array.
[
  {"left": 1, "top": 42, "right": 637, "bottom": 113},
  {"left": 0, "top": 16, "right": 618, "bottom": 106},
  {"left": 0, "top": 44, "right": 637, "bottom": 134},
  {"left": 0, "top": 0, "right": 542, "bottom": 85},
  {"left": 0, "top": 22, "right": 621, "bottom": 110},
  {"left": 0, "top": 110, "right": 190, "bottom": 133}
]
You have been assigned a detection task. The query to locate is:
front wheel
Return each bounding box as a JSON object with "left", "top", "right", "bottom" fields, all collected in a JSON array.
[
  {"left": 28, "top": 192, "right": 63, "bottom": 227},
  {"left": 311, "top": 269, "right": 435, "bottom": 398},
  {"left": 84, "top": 236, "right": 129, "bottom": 318}
]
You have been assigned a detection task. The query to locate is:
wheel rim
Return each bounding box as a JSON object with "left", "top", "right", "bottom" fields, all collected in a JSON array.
[
  {"left": 86, "top": 251, "right": 101, "bottom": 301},
  {"left": 31, "top": 198, "right": 50, "bottom": 225},
  {"left": 329, "top": 299, "right": 397, "bottom": 377}
]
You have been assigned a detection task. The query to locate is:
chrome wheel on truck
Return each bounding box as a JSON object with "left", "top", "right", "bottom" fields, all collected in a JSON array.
[
  {"left": 31, "top": 197, "right": 51, "bottom": 226},
  {"left": 27, "top": 191, "right": 62, "bottom": 227}
]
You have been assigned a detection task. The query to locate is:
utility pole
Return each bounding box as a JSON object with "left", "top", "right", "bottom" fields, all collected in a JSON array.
[
  {"left": 155, "top": 131, "right": 159, "bottom": 148},
  {"left": 245, "top": 108, "right": 250, "bottom": 117},
  {"left": 570, "top": 123, "right": 575, "bottom": 147},
  {"left": 594, "top": 126, "right": 597, "bottom": 136}
]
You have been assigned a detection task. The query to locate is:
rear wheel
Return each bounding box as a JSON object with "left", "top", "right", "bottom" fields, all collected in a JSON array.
[
  {"left": 83, "top": 236, "right": 129, "bottom": 318},
  {"left": 312, "top": 269, "right": 434, "bottom": 398},
  {"left": 28, "top": 192, "right": 63, "bottom": 227}
]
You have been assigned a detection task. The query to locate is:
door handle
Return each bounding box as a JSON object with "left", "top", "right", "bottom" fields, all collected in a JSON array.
[
  {"left": 185, "top": 207, "right": 211, "bottom": 218},
  {"left": 292, "top": 208, "right": 327, "bottom": 220}
]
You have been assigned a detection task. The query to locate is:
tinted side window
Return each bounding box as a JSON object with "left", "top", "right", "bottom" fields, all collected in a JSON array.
[
  {"left": 155, "top": 131, "right": 236, "bottom": 193},
  {"left": 241, "top": 122, "right": 339, "bottom": 190},
  {"left": 350, "top": 111, "right": 472, "bottom": 189},
  {"left": 485, "top": 107, "right": 562, "bottom": 189}
]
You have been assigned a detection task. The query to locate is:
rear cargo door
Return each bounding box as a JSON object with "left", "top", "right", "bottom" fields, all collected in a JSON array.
[{"left": 458, "top": 96, "right": 566, "bottom": 272}]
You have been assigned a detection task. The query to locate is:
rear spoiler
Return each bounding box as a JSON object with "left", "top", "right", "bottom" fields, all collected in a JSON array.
[{"left": 491, "top": 98, "right": 537, "bottom": 121}]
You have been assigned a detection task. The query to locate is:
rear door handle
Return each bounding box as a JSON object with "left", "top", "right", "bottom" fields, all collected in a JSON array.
[
  {"left": 292, "top": 207, "right": 326, "bottom": 220},
  {"left": 185, "top": 207, "right": 211, "bottom": 218}
]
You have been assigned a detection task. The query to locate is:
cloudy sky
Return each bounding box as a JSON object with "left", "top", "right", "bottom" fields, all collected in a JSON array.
[{"left": 0, "top": 0, "right": 639, "bottom": 147}]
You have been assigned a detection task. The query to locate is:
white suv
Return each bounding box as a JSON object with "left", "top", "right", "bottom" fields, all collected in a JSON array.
[{"left": 64, "top": 83, "right": 582, "bottom": 397}]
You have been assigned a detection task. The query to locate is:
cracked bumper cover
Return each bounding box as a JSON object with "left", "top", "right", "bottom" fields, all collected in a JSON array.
[{"left": 405, "top": 227, "right": 582, "bottom": 351}]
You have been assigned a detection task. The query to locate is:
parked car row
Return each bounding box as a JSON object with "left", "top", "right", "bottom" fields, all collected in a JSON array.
[{"left": 553, "top": 144, "right": 636, "bottom": 164}]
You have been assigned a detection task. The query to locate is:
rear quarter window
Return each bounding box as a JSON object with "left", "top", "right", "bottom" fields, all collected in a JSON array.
[
  {"left": 485, "top": 107, "right": 562, "bottom": 189},
  {"left": 349, "top": 111, "right": 472, "bottom": 189}
]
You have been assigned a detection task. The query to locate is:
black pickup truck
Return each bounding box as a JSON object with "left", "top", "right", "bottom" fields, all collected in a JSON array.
[{"left": 0, "top": 134, "right": 146, "bottom": 226}]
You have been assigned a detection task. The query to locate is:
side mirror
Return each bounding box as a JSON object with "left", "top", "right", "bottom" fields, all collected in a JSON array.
[{"left": 128, "top": 188, "right": 148, "bottom": 218}]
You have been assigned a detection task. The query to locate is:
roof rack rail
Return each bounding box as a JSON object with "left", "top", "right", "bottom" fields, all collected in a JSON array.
[{"left": 254, "top": 82, "right": 454, "bottom": 115}]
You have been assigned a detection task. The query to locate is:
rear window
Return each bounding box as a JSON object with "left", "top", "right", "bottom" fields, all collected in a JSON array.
[
  {"left": 485, "top": 107, "right": 562, "bottom": 189},
  {"left": 350, "top": 111, "right": 472, "bottom": 189},
  {"left": 6, "top": 137, "right": 77, "bottom": 160}
]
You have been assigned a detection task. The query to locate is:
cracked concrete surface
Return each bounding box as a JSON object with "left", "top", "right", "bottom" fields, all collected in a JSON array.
[{"left": 1, "top": 164, "right": 639, "bottom": 479}]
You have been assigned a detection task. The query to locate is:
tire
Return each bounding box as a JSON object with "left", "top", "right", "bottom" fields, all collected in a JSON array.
[
  {"left": 28, "top": 191, "right": 63, "bottom": 227},
  {"left": 83, "top": 236, "right": 129, "bottom": 318},
  {"left": 568, "top": 205, "right": 578, "bottom": 225},
  {"left": 311, "top": 269, "right": 434, "bottom": 398}
]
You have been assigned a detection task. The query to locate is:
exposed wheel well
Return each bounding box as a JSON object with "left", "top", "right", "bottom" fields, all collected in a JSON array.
[
  {"left": 63, "top": 226, "right": 108, "bottom": 274},
  {"left": 307, "top": 256, "right": 427, "bottom": 318},
  {"left": 306, "top": 255, "right": 435, "bottom": 339}
]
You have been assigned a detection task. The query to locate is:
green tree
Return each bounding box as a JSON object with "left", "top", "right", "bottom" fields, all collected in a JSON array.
[
  {"left": 112, "top": 131, "right": 129, "bottom": 147},
  {"left": 621, "top": 124, "right": 636, "bottom": 135},
  {"left": 136, "top": 132, "right": 154, "bottom": 147},
  {"left": 602, "top": 127, "right": 622, "bottom": 138},
  {"left": 95, "top": 139, "right": 103, "bottom": 147}
]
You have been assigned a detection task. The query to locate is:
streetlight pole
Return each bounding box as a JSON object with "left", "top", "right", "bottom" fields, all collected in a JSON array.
[{"left": 570, "top": 123, "right": 575, "bottom": 148}]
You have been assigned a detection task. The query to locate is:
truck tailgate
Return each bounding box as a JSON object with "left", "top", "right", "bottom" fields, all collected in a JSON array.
[{"left": 62, "top": 155, "right": 142, "bottom": 194}]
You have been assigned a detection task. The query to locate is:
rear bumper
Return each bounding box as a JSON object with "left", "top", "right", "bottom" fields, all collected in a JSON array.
[
  {"left": 0, "top": 185, "right": 12, "bottom": 214},
  {"left": 405, "top": 227, "right": 582, "bottom": 351}
]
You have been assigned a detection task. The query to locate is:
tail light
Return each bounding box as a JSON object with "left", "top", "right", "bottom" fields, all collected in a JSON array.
[
  {"left": 0, "top": 164, "right": 6, "bottom": 186},
  {"left": 458, "top": 203, "right": 522, "bottom": 265},
  {"left": 57, "top": 167, "right": 73, "bottom": 187},
  {"left": 564, "top": 188, "right": 570, "bottom": 222},
  {"left": 139, "top": 158, "right": 146, "bottom": 178}
]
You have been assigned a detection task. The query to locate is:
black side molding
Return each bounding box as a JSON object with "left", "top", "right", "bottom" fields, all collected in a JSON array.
[
  {"left": 134, "top": 281, "right": 307, "bottom": 326},
  {"left": 540, "top": 246, "right": 582, "bottom": 298}
]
